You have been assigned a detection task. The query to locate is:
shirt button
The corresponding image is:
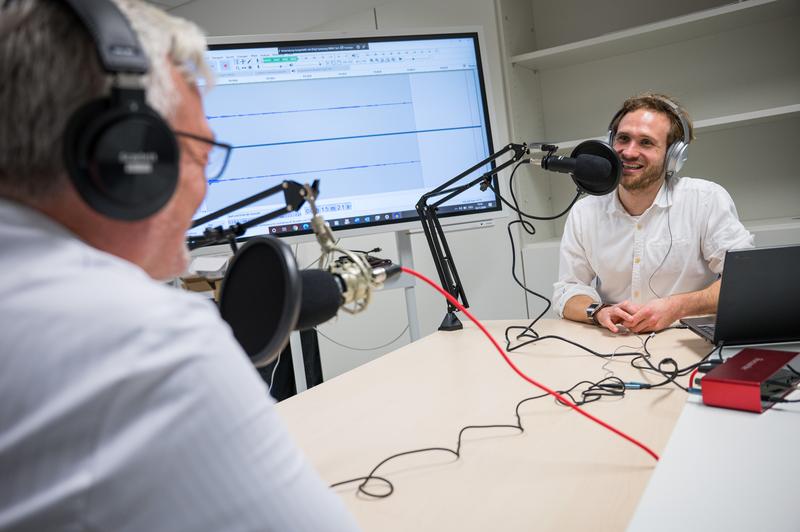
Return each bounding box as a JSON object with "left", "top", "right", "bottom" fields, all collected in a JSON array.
[
  {"left": 636, "top": 224, "right": 642, "bottom": 230},
  {"left": 634, "top": 257, "right": 641, "bottom": 264},
  {"left": 634, "top": 291, "right": 640, "bottom": 298}
]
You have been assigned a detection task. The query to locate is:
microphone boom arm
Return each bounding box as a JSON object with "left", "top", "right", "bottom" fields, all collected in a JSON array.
[
  {"left": 187, "top": 180, "right": 315, "bottom": 252},
  {"left": 415, "top": 143, "right": 531, "bottom": 331}
]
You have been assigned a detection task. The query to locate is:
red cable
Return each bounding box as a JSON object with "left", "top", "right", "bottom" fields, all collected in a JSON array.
[
  {"left": 401, "top": 266, "right": 659, "bottom": 461},
  {"left": 688, "top": 367, "right": 700, "bottom": 393}
]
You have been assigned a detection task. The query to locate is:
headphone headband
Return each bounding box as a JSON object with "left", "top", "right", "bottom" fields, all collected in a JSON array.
[
  {"left": 61, "top": 0, "right": 149, "bottom": 74},
  {"left": 654, "top": 96, "right": 690, "bottom": 146}
]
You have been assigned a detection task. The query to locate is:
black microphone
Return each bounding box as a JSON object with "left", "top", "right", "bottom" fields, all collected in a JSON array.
[
  {"left": 295, "top": 263, "right": 401, "bottom": 331},
  {"left": 218, "top": 235, "right": 400, "bottom": 367},
  {"left": 540, "top": 153, "right": 611, "bottom": 181},
  {"left": 530, "top": 139, "right": 622, "bottom": 196}
]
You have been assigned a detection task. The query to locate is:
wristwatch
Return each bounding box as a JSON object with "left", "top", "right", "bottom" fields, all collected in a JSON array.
[{"left": 586, "top": 303, "right": 609, "bottom": 325}]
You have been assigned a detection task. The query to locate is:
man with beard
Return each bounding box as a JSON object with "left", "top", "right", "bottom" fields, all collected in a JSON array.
[{"left": 553, "top": 93, "right": 753, "bottom": 334}]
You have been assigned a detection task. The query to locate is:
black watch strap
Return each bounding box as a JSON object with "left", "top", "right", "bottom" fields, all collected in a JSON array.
[{"left": 586, "top": 303, "right": 609, "bottom": 325}]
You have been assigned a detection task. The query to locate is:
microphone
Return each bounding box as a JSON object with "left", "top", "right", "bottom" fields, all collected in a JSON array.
[
  {"left": 218, "top": 234, "right": 400, "bottom": 367},
  {"left": 295, "top": 262, "right": 401, "bottom": 331},
  {"left": 216, "top": 183, "right": 396, "bottom": 367},
  {"left": 539, "top": 153, "right": 611, "bottom": 180},
  {"left": 529, "top": 139, "right": 621, "bottom": 196}
]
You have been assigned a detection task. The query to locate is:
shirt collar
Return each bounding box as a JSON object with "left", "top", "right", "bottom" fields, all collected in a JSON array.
[{"left": 606, "top": 178, "right": 674, "bottom": 216}]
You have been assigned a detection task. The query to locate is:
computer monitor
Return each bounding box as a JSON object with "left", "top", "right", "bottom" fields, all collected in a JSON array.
[{"left": 188, "top": 30, "right": 502, "bottom": 242}]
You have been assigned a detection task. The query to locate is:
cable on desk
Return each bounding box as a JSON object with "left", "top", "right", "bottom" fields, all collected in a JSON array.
[
  {"left": 504, "top": 330, "right": 645, "bottom": 359},
  {"left": 331, "top": 267, "right": 660, "bottom": 499},
  {"left": 629, "top": 334, "right": 723, "bottom": 392},
  {"left": 330, "top": 374, "right": 627, "bottom": 498},
  {"left": 330, "top": 267, "right": 692, "bottom": 498},
  {"left": 503, "top": 309, "right": 721, "bottom": 396},
  {"left": 329, "top": 422, "right": 521, "bottom": 498},
  {"left": 400, "top": 266, "right": 659, "bottom": 460}
]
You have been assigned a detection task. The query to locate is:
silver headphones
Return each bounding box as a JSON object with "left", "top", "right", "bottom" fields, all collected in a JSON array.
[{"left": 608, "top": 96, "right": 690, "bottom": 179}]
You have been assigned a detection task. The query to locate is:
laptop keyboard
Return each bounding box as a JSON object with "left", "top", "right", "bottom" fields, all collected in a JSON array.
[{"left": 698, "top": 324, "right": 716, "bottom": 336}]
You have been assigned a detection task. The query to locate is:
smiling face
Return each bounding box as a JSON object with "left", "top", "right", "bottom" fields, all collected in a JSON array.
[{"left": 612, "top": 108, "right": 671, "bottom": 192}]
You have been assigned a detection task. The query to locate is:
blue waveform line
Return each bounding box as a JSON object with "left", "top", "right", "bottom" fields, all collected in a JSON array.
[
  {"left": 231, "top": 125, "right": 481, "bottom": 150},
  {"left": 209, "top": 159, "right": 420, "bottom": 185},
  {"left": 207, "top": 101, "right": 412, "bottom": 120}
]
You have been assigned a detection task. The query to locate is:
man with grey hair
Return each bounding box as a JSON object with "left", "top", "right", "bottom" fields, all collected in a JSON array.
[{"left": 0, "top": 1, "right": 359, "bottom": 530}]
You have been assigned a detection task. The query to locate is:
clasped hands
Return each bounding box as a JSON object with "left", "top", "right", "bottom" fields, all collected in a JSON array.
[{"left": 594, "top": 298, "right": 679, "bottom": 334}]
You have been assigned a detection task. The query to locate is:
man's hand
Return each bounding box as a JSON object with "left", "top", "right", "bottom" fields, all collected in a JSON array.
[
  {"left": 622, "top": 297, "right": 681, "bottom": 333},
  {"left": 595, "top": 300, "right": 641, "bottom": 333}
]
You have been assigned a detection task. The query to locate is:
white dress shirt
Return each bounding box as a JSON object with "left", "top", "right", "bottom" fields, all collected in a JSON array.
[
  {"left": 0, "top": 199, "right": 360, "bottom": 532},
  {"left": 553, "top": 176, "right": 754, "bottom": 316}
]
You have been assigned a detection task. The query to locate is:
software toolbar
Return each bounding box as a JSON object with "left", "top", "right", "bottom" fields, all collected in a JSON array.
[{"left": 205, "top": 38, "right": 478, "bottom": 85}]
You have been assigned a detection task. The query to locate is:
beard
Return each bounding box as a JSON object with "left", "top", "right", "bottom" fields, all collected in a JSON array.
[{"left": 620, "top": 159, "right": 665, "bottom": 191}]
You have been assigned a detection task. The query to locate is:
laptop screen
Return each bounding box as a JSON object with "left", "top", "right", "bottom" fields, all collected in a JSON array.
[{"left": 715, "top": 245, "right": 800, "bottom": 345}]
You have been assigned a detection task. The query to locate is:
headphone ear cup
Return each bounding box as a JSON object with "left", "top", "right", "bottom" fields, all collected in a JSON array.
[
  {"left": 63, "top": 96, "right": 179, "bottom": 220},
  {"left": 664, "top": 140, "right": 689, "bottom": 178}
]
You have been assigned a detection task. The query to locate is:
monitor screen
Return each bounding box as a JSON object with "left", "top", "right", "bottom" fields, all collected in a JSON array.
[{"left": 188, "top": 32, "right": 500, "bottom": 241}]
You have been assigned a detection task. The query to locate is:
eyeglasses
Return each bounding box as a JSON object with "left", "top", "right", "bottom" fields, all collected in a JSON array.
[{"left": 174, "top": 130, "right": 233, "bottom": 181}]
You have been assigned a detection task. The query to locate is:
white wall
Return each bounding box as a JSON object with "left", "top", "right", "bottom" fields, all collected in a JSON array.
[
  {"left": 169, "top": 0, "right": 378, "bottom": 34},
  {"left": 172, "top": 0, "right": 531, "bottom": 379},
  {"left": 498, "top": 0, "right": 800, "bottom": 320}
]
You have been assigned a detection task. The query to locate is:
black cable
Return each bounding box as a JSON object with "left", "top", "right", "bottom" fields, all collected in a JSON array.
[
  {"left": 332, "top": 327, "right": 722, "bottom": 498},
  {"left": 505, "top": 218, "right": 551, "bottom": 333},
  {"left": 647, "top": 183, "right": 673, "bottom": 299},
  {"left": 487, "top": 180, "right": 582, "bottom": 221},
  {"left": 494, "top": 161, "right": 656, "bottom": 364},
  {"left": 629, "top": 334, "right": 722, "bottom": 391},
  {"left": 330, "top": 375, "right": 626, "bottom": 498},
  {"left": 631, "top": 354, "right": 689, "bottom": 392},
  {"left": 315, "top": 324, "right": 409, "bottom": 352},
  {"left": 504, "top": 331, "right": 643, "bottom": 359},
  {"left": 490, "top": 161, "right": 586, "bottom": 347}
]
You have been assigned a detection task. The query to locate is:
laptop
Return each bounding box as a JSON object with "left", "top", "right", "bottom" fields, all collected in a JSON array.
[{"left": 680, "top": 244, "right": 800, "bottom": 346}]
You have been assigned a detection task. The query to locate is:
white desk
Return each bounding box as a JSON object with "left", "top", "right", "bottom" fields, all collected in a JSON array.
[
  {"left": 628, "top": 344, "right": 800, "bottom": 532},
  {"left": 276, "top": 319, "right": 714, "bottom": 531}
]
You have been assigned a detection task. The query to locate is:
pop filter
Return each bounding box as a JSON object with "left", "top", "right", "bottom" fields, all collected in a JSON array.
[
  {"left": 569, "top": 140, "right": 621, "bottom": 196},
  {"left": 218, "top": 236, "right": 301, "bottom": 368}
]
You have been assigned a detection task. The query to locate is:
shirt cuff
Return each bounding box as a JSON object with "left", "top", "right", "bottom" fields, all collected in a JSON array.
[{"left": 552, "top": 283, "right": 601, "bottom": 318}]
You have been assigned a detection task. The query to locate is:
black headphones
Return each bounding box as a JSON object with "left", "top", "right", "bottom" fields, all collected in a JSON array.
[
  {"left": 59, "top": 0, "right": 180, "bottom": 220},
  {"left": 607, "top": 95, "right": 690, "bottom": 179}
]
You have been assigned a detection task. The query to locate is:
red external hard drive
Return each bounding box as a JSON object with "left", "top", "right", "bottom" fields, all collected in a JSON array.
[{"left": 701, "top": 348, "right": 799, "bottom": 413}]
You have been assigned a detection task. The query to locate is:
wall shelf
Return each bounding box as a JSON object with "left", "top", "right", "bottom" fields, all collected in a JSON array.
[
  {"left": 499, "top": 0, "right": 799, "bottom": 317},
  {"left": 510, "top": 0, "right": 799, "bottom": 71}
]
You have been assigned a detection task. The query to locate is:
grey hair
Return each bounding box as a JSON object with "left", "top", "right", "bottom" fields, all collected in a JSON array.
[{"left": 0, "top": 0, "right": 210, "bottom": 200}]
